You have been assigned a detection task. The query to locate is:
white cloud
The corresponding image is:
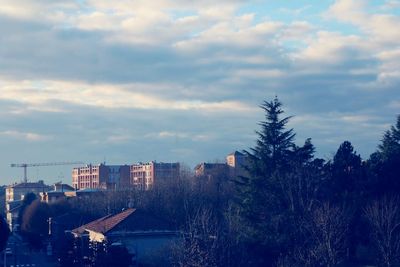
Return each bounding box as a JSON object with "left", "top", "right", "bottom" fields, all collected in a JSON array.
[
  {"left": 327, "top": 0, "right": 400, "bottom": 44},
  {"left": 0, "top": 78, "right": 254, "bottom": 113},
  {"left": 0, "top": 130, "right": 51, "bottom": 141},
  {"left": 293, "top": 31, "right": 364, "bottom": 64}
]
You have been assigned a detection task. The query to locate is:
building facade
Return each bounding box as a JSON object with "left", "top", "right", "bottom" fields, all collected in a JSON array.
[
  {"left": 72, "top": 164, "right": 108, "bottom": 190},
  {"left": 194, "top": 163, "right": 228, "bottom": 179},
  {"left": 73, "top": 163, "right": 177, "bottom": 191},
  {"left": 130, "top": 162, "right": 180, "bottom": 190},
  {"left": 72, "top": 164, "right": 130, "bottom": 190},
  {"left": 5, "top": 180, "right": 51, "bottom": 202},
  {"left": 5, "top": 180, "right": 51, "bottom": 231},
  {"left": 108, "top": 165, "right": 131, "bottom": 189},
  {"left": 226, "top": 151, "right": 247, "bottom": 177}
]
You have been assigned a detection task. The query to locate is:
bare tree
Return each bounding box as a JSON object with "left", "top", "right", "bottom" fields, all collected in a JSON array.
[
  {"left": 297, "top": 202, "right": 349, "bottom": 267},
  {"left": 364, "top": 196, "right": 400, "bottom": 267},
  {"left": 173, "top": 207, "right": 218, "bottom": 267}
]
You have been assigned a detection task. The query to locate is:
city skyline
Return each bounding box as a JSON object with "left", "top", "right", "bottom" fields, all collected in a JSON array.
[{"left": 1, "top": 0, "right": 400, "bottom": 184}]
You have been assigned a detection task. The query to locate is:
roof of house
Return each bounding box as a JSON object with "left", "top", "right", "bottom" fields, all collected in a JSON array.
[
  {"left": 76, "top": 188, "right": 105, "bottom": 193},
  {"left": 54, "top": 183, "right": 75, "bottom": 191},
  {"left": 72, "top": 209, "right": 135, "bottom": 235},
  {"left": 72, "top": 208, "right": 174, "bottom": 236},
  {"left": 8, "top": 182, "right": 49, "bottom": 189}
]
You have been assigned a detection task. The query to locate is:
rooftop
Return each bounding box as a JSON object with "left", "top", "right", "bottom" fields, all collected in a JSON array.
[
  {"left": 227, "top": 151, "right": 245, "bottom": 156},
  {"left": 72, "top": 209, "right": 135, "bottom": 235}
]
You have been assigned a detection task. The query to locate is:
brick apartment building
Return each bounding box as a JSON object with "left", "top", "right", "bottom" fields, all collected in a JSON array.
[
  {"left": 130, "top": 162, "right": 180, "bottom": 190},
  {"left": 72, "top": 164, "right": 130, "bottom": 190},
  {"left": 72, "top": 162, "right": 179, "bottom": 191}
]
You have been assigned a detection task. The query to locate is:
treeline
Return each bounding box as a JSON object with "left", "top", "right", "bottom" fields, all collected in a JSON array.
[
  {"left": 231, "top": 98, "right": 400, "bottom": 267},
  {"left": 17, "top": 98, "right": 400, "bottom": 267}
]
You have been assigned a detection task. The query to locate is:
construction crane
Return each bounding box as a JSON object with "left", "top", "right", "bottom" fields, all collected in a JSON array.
[{"left": 10, "top": 161, "right": 84, "bottom": 183}]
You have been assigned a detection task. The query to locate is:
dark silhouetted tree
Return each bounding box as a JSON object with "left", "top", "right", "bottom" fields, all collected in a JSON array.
[
  {"left": 365, "top": 197, "right": 400, "bottom": 267},
  {"left": 329, "top": 141, "right": 364, "bottom": 202},
  {"left": 235, "top": 97, "right": 313, "bottom": 266},
  {"left": 0, "top": 215, "right": 10, "bottom": 252},
  {"left": 21, "top": 199, "right": 50, "bottom": 248},
  {"left": 368, "top": 115, "right": 400, "bottom": 195},
  {"left": 17, "top": 191, "right": 37, "bottom": 229}
]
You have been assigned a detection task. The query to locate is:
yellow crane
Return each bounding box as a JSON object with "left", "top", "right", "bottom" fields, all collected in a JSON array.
[{"left": 10, "top": 161, "right": 84, "bottom": 183}]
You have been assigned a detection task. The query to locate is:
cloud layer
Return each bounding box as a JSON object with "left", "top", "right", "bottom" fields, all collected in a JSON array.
[{"left": 0, "top": 0, "right": 399, "bottom": 184}]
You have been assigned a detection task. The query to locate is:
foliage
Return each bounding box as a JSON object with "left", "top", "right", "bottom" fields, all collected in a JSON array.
[
  {"left": 364, "top": 197, "right": 400, "bottom": 267},
  {"left": 20, "top": 199, "right": 50, "bottom": 248},
  {"left": 17, "top": 191, "right": 38, "bottom": 229},
  {"left": 234, "top": 98, "right": 321, "bottom": 265},
  {"left": 0, "top": 215, "right": 10, "bottom": 252},
  {"left": 368, "top": 115, "right": 400, "bottom": 195}
]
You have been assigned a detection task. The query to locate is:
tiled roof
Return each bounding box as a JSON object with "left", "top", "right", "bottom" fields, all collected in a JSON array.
[
  {"left": 72, "top": 215, "right": 113, "bottom": 235},
  {"left": 72, "top": 208, "right": 136, "bottom": 235},
  {"left": 10, "top": 182, "right": 48, "bottom": 188}
]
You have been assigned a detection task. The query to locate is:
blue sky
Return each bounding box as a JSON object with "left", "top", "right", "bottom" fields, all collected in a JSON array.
[{"left": 0, "top": 0, "right": 399, "bottom": 184}]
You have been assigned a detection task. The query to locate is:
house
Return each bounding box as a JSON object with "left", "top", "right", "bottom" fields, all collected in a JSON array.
[
  {"left": 5, "top": 181, "right": 51, "bottom": 202},
  {"left": 5, "top": 200, "right": 22, "bottom": 231},
  {"left": 40, "top": 183, "right": 75, "bottom": 203},
  {"left": 70, "top": 208, "right": 178, "bottom": 266}
]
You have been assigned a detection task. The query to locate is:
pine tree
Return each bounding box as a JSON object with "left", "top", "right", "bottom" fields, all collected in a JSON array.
[
  {"left": 368, "top": 115, "right": 400, "bottom": 195},
  {"left": 235, "top": 98, "right": 299, "bottom": 265},
  {"left": 330, "top": 141, "right": 363, "bottom": 201}
]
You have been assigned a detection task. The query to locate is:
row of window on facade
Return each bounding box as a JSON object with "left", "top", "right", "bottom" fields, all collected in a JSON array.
[{"left": 72, "top": 162, "right": 179, "bottom": 191}]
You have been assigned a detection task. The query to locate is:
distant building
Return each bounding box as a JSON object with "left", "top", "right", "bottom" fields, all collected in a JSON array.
[
  {"left": 226, "top": 151, "right": 247, "bottom": 177},
  {"left": 5, "top": 200, "right": 22, "bottom": 231},
  {"left": 5, "top": 180, "right": 51, "bottom": 202},
  {"left": 5, "top": 180, "right": 51, "bottom": 230},
  {"left": 72, "top": 164, "right": 130, "bottom": 190},
  {"left": 194, "top": 163, "right": 228, "bottom": 179},
  {"left": 108, "top": 165, "right": 131, "bottom": 188},
  {"left": 71, "top": 208, "right": 177, "bottom": 266},
  {"left": 193, "top": 151, "right": 248, "bottom": 184},
  {"left": 40, "top": 183, "right": 75, "bottom": 203},
  {"left": 130, "top": 162, "right": 180, "bottom": 190},
  {"left": 65, "top": 188, "right": 105, "bottom": 198}
]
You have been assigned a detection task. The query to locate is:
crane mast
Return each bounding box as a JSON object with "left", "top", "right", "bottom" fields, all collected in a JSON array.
[{"left": 10, "top": 161, "right": 84, "bottom": 183}]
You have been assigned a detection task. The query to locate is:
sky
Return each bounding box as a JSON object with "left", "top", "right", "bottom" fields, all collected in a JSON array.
[{"left": 0, "top": 0, "right": 399, "bottom": 185}]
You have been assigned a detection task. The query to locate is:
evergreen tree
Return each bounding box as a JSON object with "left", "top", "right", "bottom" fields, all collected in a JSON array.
[
  {"left": 330, "top": 141, "right": 364, "bottom": 202},
  {"left": 235, "top": 98, "right": 304, "bottom": 265},
  {"left": 367, "top": 115, "right": 400, "bottom": 195}
]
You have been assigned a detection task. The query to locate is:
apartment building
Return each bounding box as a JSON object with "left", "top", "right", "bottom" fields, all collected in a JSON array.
[
  {"left": 194, "top": 151, "right": 248, "bottom": 182},
  {"left": 194, "top": 163, "right": 228, "bottom": 178},
  {"left": 72, "top": 164, "right": 130, "bottom": 190},
  {"left": 130, "top": 162, "right": 180, "bottom": 190},
  {"left": 5, "top": 180, "right": 51, "bottom": 230},
  {"left": 5, "top": 180, "right": 51, "bottom": 202},
  {"left": 226, "top": 151, "right": 247, "bottom": 177}
]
